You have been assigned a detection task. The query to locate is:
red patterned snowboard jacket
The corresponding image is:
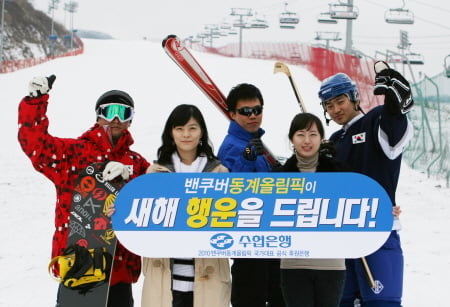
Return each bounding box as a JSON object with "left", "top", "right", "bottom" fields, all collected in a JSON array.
[{"left": 18, "top": 94, "right": 150, "bottom": 285}]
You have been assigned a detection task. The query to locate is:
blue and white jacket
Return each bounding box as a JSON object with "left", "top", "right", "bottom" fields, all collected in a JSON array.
[
  {"left": 218, "top": 121, "right": 271, "bottom": 172},
  {"left": 330, "top": 105, "right": 413, "bottom": 206}
]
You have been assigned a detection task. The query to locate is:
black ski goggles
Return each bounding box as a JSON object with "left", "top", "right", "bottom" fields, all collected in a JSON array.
[
  {"left": 236, "top": 105, "right": 263, "bottom": 116},
  {"left": 96, "top": 103, "right": 134, "bottom": 122}
]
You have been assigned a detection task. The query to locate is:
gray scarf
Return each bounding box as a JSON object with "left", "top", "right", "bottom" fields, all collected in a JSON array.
[{"left": 295, "top": 152, "right": 319, "bottom": 173}]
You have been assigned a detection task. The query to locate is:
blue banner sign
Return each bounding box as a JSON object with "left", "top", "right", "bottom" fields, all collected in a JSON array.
[{"left": 112, "top": 172, "right": 393, "bottom": 258}]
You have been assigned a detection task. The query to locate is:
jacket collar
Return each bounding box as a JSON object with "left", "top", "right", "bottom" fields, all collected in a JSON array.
[
  {"left": 78, "top": 124, "right": 134, "bottom": 154},
  {"left": 228, "top": 120, "right": 265, "bottom": 141}
]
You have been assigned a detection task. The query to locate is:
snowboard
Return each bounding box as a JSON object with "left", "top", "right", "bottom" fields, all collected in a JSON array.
[{"left": 56, "top": 162, "right": 124, "bottom": 307}]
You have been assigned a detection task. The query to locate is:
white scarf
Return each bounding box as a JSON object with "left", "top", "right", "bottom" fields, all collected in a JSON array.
[
  {"left": 171, "top": 152, "right": 207, "bottom": 293},
  {"left": 172, "top": 152, "right": 208, "bottom": 173}
]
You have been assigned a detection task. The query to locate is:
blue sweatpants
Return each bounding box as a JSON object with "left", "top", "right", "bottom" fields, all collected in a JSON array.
[{"left": 340, "top": 231, "right": 403, "bottom": 307}]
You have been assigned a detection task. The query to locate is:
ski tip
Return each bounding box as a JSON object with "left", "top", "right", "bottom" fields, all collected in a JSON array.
[{"left": 162, "top": 34, "right": 178, "bottom": 48}]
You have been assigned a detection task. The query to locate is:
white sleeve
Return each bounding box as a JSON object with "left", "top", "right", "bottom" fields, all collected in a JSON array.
[{"left": 378, "top": 118, "right": 414, "bottom": 160}]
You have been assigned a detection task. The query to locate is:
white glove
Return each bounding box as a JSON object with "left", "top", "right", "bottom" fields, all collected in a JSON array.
[
  {"left": 28, "top": 75, "right": 56, "bottom": 97},
  {"left": 102, "top": 161, "right": 130, "bottom": 181}
]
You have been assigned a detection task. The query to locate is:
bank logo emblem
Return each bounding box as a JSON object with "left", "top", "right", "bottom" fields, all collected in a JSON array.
[{"left": 210, "top": 233, "right": 234, "bottom": 249}]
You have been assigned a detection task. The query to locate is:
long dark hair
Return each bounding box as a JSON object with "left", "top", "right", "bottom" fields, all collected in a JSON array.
[{"left": 156, "top": 104, "right": 216, "bottom": 165}]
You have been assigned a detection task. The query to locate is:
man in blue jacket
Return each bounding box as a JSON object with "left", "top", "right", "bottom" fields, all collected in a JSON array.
[
  {"left": 318, "top": 61, "right": 414, "bottom": 307},
  {"left": 218, "top": 83, "right": 284, "bottom": 307}
]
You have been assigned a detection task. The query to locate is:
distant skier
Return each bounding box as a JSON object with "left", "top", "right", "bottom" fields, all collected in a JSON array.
[{"left": 318, "top": 61, "right": 413, "bottom": 307}]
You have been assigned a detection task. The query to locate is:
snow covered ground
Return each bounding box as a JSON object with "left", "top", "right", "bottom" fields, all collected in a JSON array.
[{"left": 1, "top": 38, "right": 449, "bottom": 306}]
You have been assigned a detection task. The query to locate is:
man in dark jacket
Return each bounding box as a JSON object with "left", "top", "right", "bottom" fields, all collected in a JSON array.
[
  {"left": 318, "top": 62, "right": 413, "bottom": 307},
  {"left": 18, "top": 75, "right": 150, "bottom": 307},
  {"left": 218, "top": 83, "right": 284, "bottom": 307}
]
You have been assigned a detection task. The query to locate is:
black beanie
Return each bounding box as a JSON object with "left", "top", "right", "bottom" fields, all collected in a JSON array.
[{"left": 95, "top": 90, "right": 134, "bottom": 111}]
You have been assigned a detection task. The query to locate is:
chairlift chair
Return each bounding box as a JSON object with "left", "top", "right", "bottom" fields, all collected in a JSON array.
[
  {"left": 279, "top": 12, "right": 299, "bottom": 29},
  {"left": 233, "top": 21, "right": 243, "bottom": 28},
  {"left": 220, "top": 22, "right": 232, "bottom": 30},
  {"left": 233, "top": 21, "right": 250, "bottom": 29},
  {"left": 404, "top": 52, "right": 424, "bottom": 65},
  {"left": 250, "top": 17, "right": 269, "bottom": 29},
  {"left": 329, "top": 3, "right": 359, "bottom": 20},
  {"left": 385, "top": 8, "right": 414, "bottom": 24},
  {"left": 280, "top": 11, "right": 300, "bottom": 24},
  {"left": 280, "top": 24, "right": 296, "bottom": 29},
  {"left": 279, "top": 2, "right": 299, "bottom": 29},
  {"left": 388, "top": 55, "right": 403, "bottom": 64},
  {"left": 317, "top": 12, "right": 337, "bottom": 24}
]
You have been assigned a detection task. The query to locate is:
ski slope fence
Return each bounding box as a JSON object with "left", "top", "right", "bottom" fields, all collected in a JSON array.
[
  {"left": 0, "top": 36, "right": 84, "bottom": 74},
  {"left": 191, "top": 41, "right": 383, "bottom": 112},
  {"left": 192, "top": 41, "right": 449, "bottom": 186},
  {"left": 1, "top": 38, "right": 447, "bottom": 185},
  {"left": 406, "top": 72, "right": 450, "bottom": 186}
]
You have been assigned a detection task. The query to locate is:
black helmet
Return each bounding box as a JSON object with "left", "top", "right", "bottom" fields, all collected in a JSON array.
[{"left": 95, "top": 90, "right": 134, "bottom": 111}]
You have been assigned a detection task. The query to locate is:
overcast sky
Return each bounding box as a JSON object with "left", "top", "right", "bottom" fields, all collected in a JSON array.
[{"left": 30, "top": 0, "right": 450, "bottom": 76}]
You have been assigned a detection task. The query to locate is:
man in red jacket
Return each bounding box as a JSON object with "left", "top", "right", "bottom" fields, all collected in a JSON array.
[{"left": 18, "top": 75, "right": 150, "bottom": 307}]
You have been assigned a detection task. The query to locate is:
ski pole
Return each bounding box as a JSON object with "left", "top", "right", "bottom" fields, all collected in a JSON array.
[{"left": 273, "top": 61, "right": 307, "bottom": 113}]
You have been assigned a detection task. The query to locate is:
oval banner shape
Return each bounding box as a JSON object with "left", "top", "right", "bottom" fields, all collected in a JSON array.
[{"left": 112, "top": 172, "right": 393, "bottom": 258}]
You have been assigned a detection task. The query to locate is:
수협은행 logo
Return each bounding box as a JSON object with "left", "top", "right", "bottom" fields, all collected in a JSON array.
[{"left": 210, "top": 233, "right": 234, "bottom": 249}]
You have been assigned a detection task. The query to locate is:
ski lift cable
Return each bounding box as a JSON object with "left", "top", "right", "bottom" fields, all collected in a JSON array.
[
  {"left": 354, "top": 33, "right": 450, "bottom": 40},
  {"left": 364, "top": 0, "right": 450, "bottom": 15},
  {"left": 414, "top": 15, "right": 450, "bottom": 30},
  {"left": 409, "top": 0, "right": 450, "bottom": 14}
]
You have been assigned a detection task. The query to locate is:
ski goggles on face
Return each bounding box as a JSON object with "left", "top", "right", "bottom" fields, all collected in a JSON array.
[
  {"left": 96, "top": 103, "right": 134, "bottom": 122},
  {"left": 236, "top": 105, "right": 263, "bottom": 116}
]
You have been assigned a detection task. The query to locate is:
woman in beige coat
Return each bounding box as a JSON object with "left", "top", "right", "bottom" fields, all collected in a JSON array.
[{"left": 141, "top": 104, "right": 231, "bottom": 307}]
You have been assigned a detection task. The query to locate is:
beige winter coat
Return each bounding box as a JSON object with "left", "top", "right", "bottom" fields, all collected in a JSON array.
[
  {"left": 141, "top": 159, "right": 231, "bottom": 307},
  {"left": 141, "top": 257, "right": 231, "bottom": 307}
]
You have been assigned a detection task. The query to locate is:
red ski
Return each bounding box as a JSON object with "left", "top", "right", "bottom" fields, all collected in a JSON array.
[{"left": 162, "top": 34, "right": 280, "bottom": 168}]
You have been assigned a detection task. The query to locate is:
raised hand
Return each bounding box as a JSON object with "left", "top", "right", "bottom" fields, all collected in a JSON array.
[
  {"left": 28, "top": 75, "right": 56, "bottom": 97},
  {"left": 373, "top": 61, "right": 413, "bottom": 114}
]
